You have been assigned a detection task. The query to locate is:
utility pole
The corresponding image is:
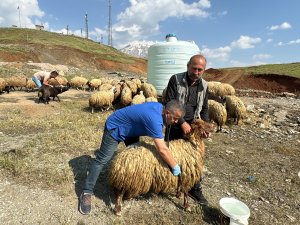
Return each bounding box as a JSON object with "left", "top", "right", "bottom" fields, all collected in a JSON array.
[
  {"left": 17, "top": 5, "right": 21, "bottom": 27},
  {"left": 85, "top": 12, "right": 89, "bottom": 39},
  {"left": 66, "top": 25, "right": 69, "bottom": 35},
  {"left": 108, "top": 0, "right": 112, "bottom": 46}
]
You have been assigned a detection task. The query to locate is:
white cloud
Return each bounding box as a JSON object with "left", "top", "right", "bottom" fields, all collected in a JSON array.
[
  {"left": 253, "top": 61, "right": 268, "bottom": 66},
  {"left": 277, "top": 42, "right": 284, "bottom": 46},
  {"left": 253, "top": 54, "right": 272, "bottom": 60},
  {"left": 269, "top": 22, "right": 291, "bottom": 31},
  {"left": 113, "top": 0, "right": 211, "bottom": 48},
  {"left": 201, "top": 46, "right": 231, "bottom": 61},
  {"left": 287, "top": 38, "right": 300, "bottom": 45},
  {"left": 229, "top": 60, "right": 248, "bottom": 67},
  {"left": 0, "top": 0, "right": 44, "bottom": 28},
  {"left": 266, "top": 38, "right": 273, "bottom": 43},
  {"left": 231, "top": 35, "right": 261, "bottom": 49},
  {"left": 277, "top": 38, "right": 300, "bottom": 46}
]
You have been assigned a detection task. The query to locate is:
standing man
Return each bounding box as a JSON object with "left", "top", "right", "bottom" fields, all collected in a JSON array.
[
  {"left": 164, "top": 54, "right": 211, "bottom": 205},
  {"left": 79, "top": 100, "right": 185, "bottom": 215},
  {"left": 32, "top": 70, "right": 59, "bottom": 88}
]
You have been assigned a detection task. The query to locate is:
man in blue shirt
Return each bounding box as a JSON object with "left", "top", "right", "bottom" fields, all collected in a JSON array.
[{"left": 79, "top": 100, "right": 185, "bottom": 215}]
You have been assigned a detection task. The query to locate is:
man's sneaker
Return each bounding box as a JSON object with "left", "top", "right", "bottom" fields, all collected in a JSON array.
[
  {"left": 188, "top": 188, "right": 208, "bottom": 206},
  {"left": 79, "top": 193, "right": 92, "bottom": 215}
]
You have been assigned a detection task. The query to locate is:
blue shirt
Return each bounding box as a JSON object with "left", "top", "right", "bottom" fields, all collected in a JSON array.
[{"left": 106, "top": 102, "right": 164, "bottom": 141}]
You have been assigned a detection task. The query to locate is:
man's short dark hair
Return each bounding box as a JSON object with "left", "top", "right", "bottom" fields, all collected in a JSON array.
[{"left": 50, "top": 71, "right": 59, "bottom": 77}]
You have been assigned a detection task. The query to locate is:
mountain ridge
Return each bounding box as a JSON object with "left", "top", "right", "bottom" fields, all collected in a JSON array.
[{"left": 119, "top": 40, "right": 155, "bottom": 58}]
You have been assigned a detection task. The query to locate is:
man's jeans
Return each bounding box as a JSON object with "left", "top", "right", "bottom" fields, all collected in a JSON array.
[
  {"left": 83, "top": 127, "right": 119, "bottom": 194},
  {"left": 32, "top": 76, "right": 42, "bottom": 88}
]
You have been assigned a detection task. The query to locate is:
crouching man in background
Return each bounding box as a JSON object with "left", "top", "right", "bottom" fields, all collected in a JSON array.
[{"left": 32, "top": 70, "right": 59, "bottom": 88}]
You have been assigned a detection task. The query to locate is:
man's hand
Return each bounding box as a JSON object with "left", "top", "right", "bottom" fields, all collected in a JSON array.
[
  {"left": 181, "top": 122, "right": 191, "bottom": 134},
  {"left": 172, "top": 164, "right": 181, "bottom": 176}
]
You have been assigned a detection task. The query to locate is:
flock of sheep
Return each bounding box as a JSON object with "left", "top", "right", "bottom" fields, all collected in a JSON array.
[
  {"left": 0, "top": 75, "right": 247, "bottom": 131},
  {"left": 207, "top": 81, "right": 247, "bottom": 131},
  {"left": 1, "top": 74, "right": 247, "bottom": 214},
  {"left": 0, "top": 75, "right": 159, "bottom": 110}
]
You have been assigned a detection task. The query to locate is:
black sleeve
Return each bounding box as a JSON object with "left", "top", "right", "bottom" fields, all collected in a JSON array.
[
  {"left": 164, "top": 75, "right": 178, "bottom": 104},
  {"left": 200, "top": 87, "right": 209, "bottom": 122}
]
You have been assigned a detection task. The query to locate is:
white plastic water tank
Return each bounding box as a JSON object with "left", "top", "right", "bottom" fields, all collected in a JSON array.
[{"left": 147, "top": 34, "right": 200, "bottom": 96}]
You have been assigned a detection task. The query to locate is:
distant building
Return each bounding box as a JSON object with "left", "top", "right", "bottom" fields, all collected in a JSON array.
[{"left": 35, "top": 25, "right": 44, "bottom": 30}]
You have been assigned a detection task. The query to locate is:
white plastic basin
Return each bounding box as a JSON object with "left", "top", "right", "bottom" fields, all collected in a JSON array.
[{"left": 219, "top": 197, "right": 250, "bottom": 225}]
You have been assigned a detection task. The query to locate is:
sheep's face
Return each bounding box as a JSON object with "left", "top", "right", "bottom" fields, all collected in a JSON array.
[{"left": 189, "top": 119, "right": 214, "bottom": 140}]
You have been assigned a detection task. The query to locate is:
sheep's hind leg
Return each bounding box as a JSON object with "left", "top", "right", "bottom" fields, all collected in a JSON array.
[
  {"left": 114, "top": 189, "right": 125, "bottom": 216},
  {"left": 183, "top": 192, "right": 191, "bottom": 211}
]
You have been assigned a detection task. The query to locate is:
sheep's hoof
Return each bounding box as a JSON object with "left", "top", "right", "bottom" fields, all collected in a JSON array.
[
  {"left": 184, "top": 206, "right": 191, "bottom": 212},
  {"left": 114, "top": 208, "right": 122, "bottom": 216}
]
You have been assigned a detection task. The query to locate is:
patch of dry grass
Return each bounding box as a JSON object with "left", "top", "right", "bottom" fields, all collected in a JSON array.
[{"left": 0, "top": 97, "right": 112, "bottom": 194}]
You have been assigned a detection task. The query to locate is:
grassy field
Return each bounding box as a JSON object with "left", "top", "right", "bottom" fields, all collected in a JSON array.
[
  {"left": 0, "top": 94, "right": 112, "bottom": 195},
  {"left": 223, "top": 62, "right": 300, "bottom": 79},
  {"left": 0, "top": 28, "right": 136, "bottom": 64}
]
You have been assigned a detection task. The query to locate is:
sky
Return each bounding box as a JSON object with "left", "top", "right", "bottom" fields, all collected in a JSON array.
[{"left": 0, "top": 0, "right": 299, "bottom": 68}]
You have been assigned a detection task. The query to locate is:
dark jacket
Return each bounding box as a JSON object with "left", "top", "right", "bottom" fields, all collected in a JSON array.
[{"left": 164, "top": 72, "right": 209, "bottom": 124}]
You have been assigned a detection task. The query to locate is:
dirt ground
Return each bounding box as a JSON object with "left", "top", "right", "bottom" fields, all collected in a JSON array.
[
  {"left": 0, "top": 77, "right": 300, "bottom": 225},
  {"left": 1, "top": 29, "right": 299, "bottom": 224}
]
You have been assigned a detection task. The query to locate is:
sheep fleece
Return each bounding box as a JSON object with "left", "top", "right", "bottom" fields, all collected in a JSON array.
[{"left": 109, "top": 139, "right": 203, "bottom": 199}]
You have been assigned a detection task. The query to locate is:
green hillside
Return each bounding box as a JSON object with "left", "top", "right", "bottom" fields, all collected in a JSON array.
[
  {"left": 0, "top": 28, "right": 299, "bottom": 79},
  {"left": 0, "top": 28, "right": 137, "bottom": 63},
  {"left": 222, "top": 63, "right": 300, "bottom": 79}
]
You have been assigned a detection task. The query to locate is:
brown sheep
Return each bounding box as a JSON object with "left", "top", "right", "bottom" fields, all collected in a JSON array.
[{"left": 109, "top": 119, "right": 214, "bottom": 216}]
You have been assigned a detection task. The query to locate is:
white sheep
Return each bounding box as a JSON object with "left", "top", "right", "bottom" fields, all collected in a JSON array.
[
  {"left": 48, "top": 77, "right": 69, "bottom": 86},
  {"left": 110, "top": 79, "right": 121, "bottom": 86},
  {"left": 120, "top": 84, "right": 132, "bottom": 106},
  {"left": 25, "top": 79, "right": 36, "bottom": 92},
  {"left": 225, "top": 95, "right": 246, "bottom": 125},
  {"left": 131, "top": 78, "right": 142, "bottom": 90},
  {"left": 70, "top": 76, "right": 88, "bottom": 90},
  {"left": 131, "top": 91, "right": 146, "bottom": 105},
  {"left": 113, "top": 83, "right": 122, "bottom": 103},
  {"left": 88, "top": 79, "right": 102, "bottom": 91},
  {"left": 208, "top": 99, "right": 227, "bottom": 132},
  {"left": 207, "top": 81, "right": 221, "bottom": 96},
  {"left": 141, "top": 82, "right": 157, "bottom": 98},
  {"left": 216, "top": 83, "right": 235, "bottom": 98},
  {"left": 145, "top": 96, "right": 158, "bottom": 102},
  {"left": 6, "top": 75, "right": 27, "bottom": 91},
  {"left": 0, "top": 78, "right": 9, "bottom": 94},
  {"left": 99, "top": 83, "right": 113, "bottom": 91},
  {"left": 109, "top": 119, "right": 214, "bottom": 215},
  {"left": 89, "top": 87, "right": 116, "bottom": 113},
  {"left": 125, "top": 80, "right": 138, "bottom": 95},
  {"left": 208, "top": 82, "right": 234, "bottom": 103}
]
